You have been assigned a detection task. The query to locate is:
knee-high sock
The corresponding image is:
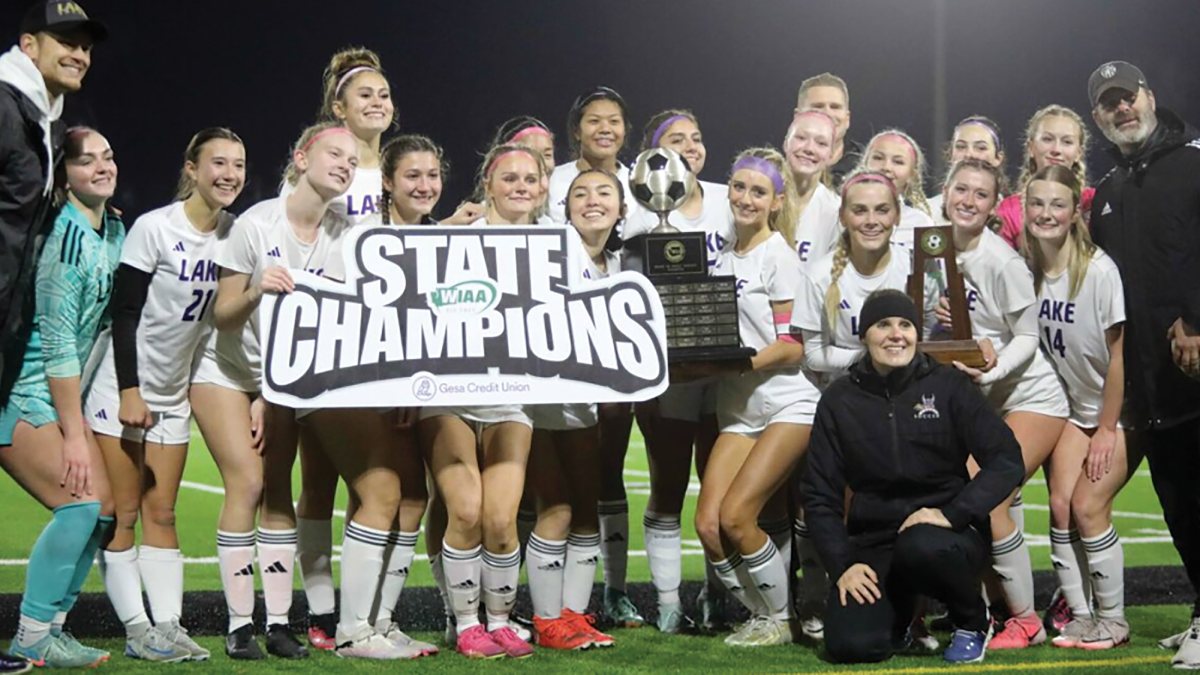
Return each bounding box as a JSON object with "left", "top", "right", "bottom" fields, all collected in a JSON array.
[
  {"left": 794, "top": 518, "right": 828, "bottom": 615},
  {"left": 1050, "top": 528, "right": 1092, "bottom": 618},
  {"left": 1083, "top": 526, "right": 1125, "bottom": 620},
  {"left": 217, "top": 530, "right": 256, "bottom": 633},
  {"left": 1010, "top": 492, "right": 1026, "bottom": 534},
  {"left": 18, "top": 502, "right": 101, "bottom": 647},
  {"left": 704, "top": 559, "right": 727, "bottom": 597},
  {"left": 712, "top": 554, "right": 768, "bottom": 617},
  {"left": 441, "top": 542, "right": 482, "bottom": 631},
  {"left": 759, "top": 517, "right": 793, "bottom": 576},
  {"left": 992, "top": 528, "right": 1036, "bottom": 618},
  {"left": 482, "top": 548, "right": 521, "bottom": 631},
  {"left": 744, "top": 539, "right": 793, "bottom": 621},
  {"left": 564, "top": 532, "right": 601, "bottom": 614},
  {"left": 257, "top": 527, "right": 298, "bottom": 627},
  {"left": 516, "top": 509, "right": 537, "bottom": 558},
  {"left": 100, "top": 547, "right": 149, "bottom": 633},
  {"left": 297, "top": 517, "right": 335, "bottom": 617},
  {"left": 526, "top": 534, "right": 566, "bottom": 619},
  {"left": 643, "top": 511, "right": 682, "bottom": 607},
  {"left": 60, "top": 515, "right": 111, "bottom": 621},
  {"left": 598, "top": 500, "right": 629, "bottom": 592},
  {"left": 138, "top": 545, "right": 183, "bottom": 625},
  {"left": 338, "top": 521, "right": 388, "bottom": 642},
  {"left": 429, "top": 552, "right": 454, "bottom": 622},
  {"left": 372, "top": 530, "right": 417, "bottom": 631}
]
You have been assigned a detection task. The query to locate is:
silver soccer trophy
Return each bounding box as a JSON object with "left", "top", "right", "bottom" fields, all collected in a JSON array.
[{"left": 630, "top": 147, "right": 696, "bottom": 233}]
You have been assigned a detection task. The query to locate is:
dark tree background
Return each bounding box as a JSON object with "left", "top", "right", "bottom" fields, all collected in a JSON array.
[{"left": 4, "top": 0, "right": 1196, "bottom": 221}]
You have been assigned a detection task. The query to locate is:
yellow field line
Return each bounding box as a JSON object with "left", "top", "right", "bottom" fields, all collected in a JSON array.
[{"left": 774, "top": 654, "right": 1168, "bottom": 675}]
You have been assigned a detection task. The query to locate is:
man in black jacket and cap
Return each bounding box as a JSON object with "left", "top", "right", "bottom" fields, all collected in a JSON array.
[
  {"left": 1088, "top": 60, "right": 1200, "bottom": 670},
  {"left": 0, "top": 0, "right": 107, "bottom": 408}
]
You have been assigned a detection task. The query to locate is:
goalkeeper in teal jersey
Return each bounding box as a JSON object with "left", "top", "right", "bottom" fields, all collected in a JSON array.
[{"left": 0, "top": 128, "right": 123, "bottom": 668}]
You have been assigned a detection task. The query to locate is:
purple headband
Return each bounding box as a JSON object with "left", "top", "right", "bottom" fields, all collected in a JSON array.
[
  {"left": 650, "top": 115, "right": 690, "bottom": 148},
  {"left": 957, "top": 119, "right": 1001, "bottom": 151},
  {"left": 732, "top": 156, "right": 785, "bottom": 194}
]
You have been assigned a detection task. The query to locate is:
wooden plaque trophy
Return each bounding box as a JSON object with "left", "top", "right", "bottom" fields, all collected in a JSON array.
[{"left": 907, "top": 226, "right": 988, "bottom": 367}]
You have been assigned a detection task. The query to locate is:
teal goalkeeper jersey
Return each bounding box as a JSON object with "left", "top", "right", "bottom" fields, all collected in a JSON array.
[{"left": 8, "top": 201, "right": 125, "bottom": 404}]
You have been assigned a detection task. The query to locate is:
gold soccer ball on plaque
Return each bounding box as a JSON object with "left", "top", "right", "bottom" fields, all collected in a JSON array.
[{"left": 920, "top": 228, "right": 948, "bottom": 257}]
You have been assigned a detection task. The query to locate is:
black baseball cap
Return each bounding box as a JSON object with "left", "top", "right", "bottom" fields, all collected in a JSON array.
[
  {"left": 1088, "top": 61, "right": 1147, "bottom": 108},
  {"left": 20, "top": 1, "right": 108, "bottom": 42}
]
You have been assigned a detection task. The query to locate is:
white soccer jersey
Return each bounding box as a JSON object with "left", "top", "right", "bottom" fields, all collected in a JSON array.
[
  {"left": 623, "top": 180, "right": 733, "bottom": 270},
  {"left": 891, "top": 204, "right": 936, "bottom": 250},
  {"left": 88, "top": 202, "right": 234, "bottom": 409},
  {"left": 283, "top": 167, "right": 383, "bottom": 228},
  {"left": 546, "top": 161, "right": 634, "bottom": 226},
  {"left": 926, "top": 193, "right": 949, "bottom": 225},
  {"left": 1037, "top": 250, "right": 1126, "bottom": 428},
  {"left": 211, "top": 197, "right": 351, "bottom": 383},
  {"left": 957, "top": 228, "right": 1066, "bottom": 415},
  {"left": 795, "top": 183, "right": 843, "bottom": 275}
]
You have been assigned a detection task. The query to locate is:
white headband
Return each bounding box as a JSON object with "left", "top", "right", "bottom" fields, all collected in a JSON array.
[{"left": 334, "top": 66, "right": 377, "bottom": 100}]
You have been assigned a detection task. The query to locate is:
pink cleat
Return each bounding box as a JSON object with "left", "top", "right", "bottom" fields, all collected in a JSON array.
[
  {"left": 489, "top": 626, "right": 534, "bottom": 659},
  {"left": 989, "top": 614, "right": 1047, "bottom": 650},
  {"left": 455, "top": 625, "right": 505, "bottom": 660}
]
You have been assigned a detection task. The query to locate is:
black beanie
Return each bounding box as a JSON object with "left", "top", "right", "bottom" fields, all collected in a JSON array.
[{"left": 858, "top": 290, "right": 919, "bottom": 339}]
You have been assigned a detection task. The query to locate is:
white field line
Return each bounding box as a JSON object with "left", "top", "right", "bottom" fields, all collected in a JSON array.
[{"left": 1024, "top": 470, "right": 1151, "bottom": 487}]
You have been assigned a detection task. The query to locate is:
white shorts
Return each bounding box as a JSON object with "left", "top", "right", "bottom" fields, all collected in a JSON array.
[
  {"left": 657, "top": 381, "right": 718, "bottom": 423},
  {"left": 527, "top": 404, "right": 599, "bottom": 431},
  {"left": 717, "top": 367, "right": 819, "bottom": 435},
  {"left": 420, "top": 405, "right": 533, "bottom": 430},
  {"left": 191, "top": 352, "right": 259, "bottom": 394},
  {"left": 84, "top": 385, "right": 192, "bottom": 445},
  {"left": 985, "top": 355, "right": 1070, "bottom": 419}
]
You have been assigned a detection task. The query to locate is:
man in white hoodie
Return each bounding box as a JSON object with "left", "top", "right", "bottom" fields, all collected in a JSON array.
[{"left": 0, "top": 0, "right": 107, "bottom": 408}]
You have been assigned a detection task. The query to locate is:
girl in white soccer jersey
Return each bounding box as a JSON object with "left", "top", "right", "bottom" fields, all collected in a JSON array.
[
  {"left": 928, "top": 116, "right": 1007, "bottom": 223},
  {"left": 416, "top": 144, "right": 547, "bottom": 660},
  {"left": 696, "top": 148, "right": 818, "bottom": 648},
  {"left": 858, "top": 129, "right": 935, "bottom": 249},
  {"left": 546, "top": 86, "right": 635, "bottom": 224},
  {"left": 936, "top": 157, "right": 1069, "bottom": 651},
  {"left": 787, "top": 110, "right": 842, "bottom": 273},
  {"left": 1024, "top": 165, "right": 1133, "bottom": 651},
  {"left": 87, "top": 129, "right": 250, "bottom": 663},
  {"left": 623, "top": 109, "right": 735, "bottom": 632},
  {"left": 524, "top": 169, "right": 624, "bottom": 651}
]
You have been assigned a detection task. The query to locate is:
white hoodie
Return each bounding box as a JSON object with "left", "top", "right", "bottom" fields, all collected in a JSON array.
[{"left": 0, "top": 45, "right": 64, "bottom": 195}]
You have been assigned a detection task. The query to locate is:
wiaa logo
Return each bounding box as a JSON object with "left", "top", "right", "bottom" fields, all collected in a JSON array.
[{"left": 427, "top": 279, "right": 500, "bottom": 317}]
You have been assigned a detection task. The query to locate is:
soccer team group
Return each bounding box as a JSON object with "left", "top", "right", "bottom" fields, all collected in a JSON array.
[{"left": 4, "top": 1, "right": 1200, "bottom": 671}]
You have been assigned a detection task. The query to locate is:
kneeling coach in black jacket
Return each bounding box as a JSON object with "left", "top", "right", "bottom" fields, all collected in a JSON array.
[{"left": 801, "top": 290, "right": 1023, "bottom": 665}]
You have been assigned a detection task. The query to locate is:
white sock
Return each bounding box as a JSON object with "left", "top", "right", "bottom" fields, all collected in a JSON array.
[
  {"left": 372, "top": 530, "right": 417, "bottom": 631},
  {"left": 517, "top": 509, "right": 537, "bottom": 555},
  {"left": 1050, "top": 528, "right": 1092, "bottom": 618},
  {"left": 759, "top": 517, "right": 793, "bottom": 576},
  {"left": 51, "top": 611, "right": 67, "bottom": 637},
  {"left": 216, "top": 531, "right": 256, "bottom": 633},
  {"left": 338, "top": 521, "right": 387, "bottom": 641},
  {"left": 704, "top": 559, "right": 727, "bottom": 597},
  {"left": 482, "top": 548, "right": 521, "bottom": 631},
  {"left": 441, "top": 542, "right": 482, "bottom": 631},
  {"left": 992, "top": 528, "right": 1035, "bottom": 618},
  {"left": 564, "top": 532, "right": 601, "bottom": 614},
  {"left": 1010, "top": 493, "right": 1025, "bottom": 534},
  {"left": 526, "top": 534, "right": 566, "bottom": 619},
  {"left": 643, "top": 511, "right": 682, "bottom": 608},
  {"left": 15, "top": 616, "right": 51, "bottom": 649},
  {"left": 297, "top": 517, "right": 335, "bottom": 617},
  {"left": 794, "top": 518, "right": 827, "bottom": 614},
  {"left": 100, "top": 547, "right": 150, "bottom": 632},
  {"left": 1072, "top": 529, "right": 1094, "bottom": 609},
  {"left": 257, "top": 527, "right": 297, "bottom": 627},
  {"left": 138, "top": 546, "right": 183, "bottom": 625},
  {"left": 1083, "top": 526, "right": 1125, "bottom": 620},
  {"left": 745, "top": 539, "right": 793, "bottom": 621},
  {"left": 598, "top": 500, "right": 629, "bottom": 592},
  {"left": 429, "top": 552, "right": 454, "bottom": 622},
  {"left": 712, "top": 555, "right": 768, "bottom": 617}
]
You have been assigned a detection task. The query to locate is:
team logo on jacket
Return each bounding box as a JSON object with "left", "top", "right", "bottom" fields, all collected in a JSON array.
[{"left": 913, "top": 394, "right": 940, "bottom": 420}]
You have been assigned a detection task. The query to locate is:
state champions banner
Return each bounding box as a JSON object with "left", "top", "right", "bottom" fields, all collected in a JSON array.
[{"left": 259, "top": 225, "right": 670, "bottom": 408}]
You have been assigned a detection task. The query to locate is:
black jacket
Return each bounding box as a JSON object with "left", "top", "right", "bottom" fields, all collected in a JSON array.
[
  {"left": 800, "top": 353, "right": 1024, "bottom": 579},
  {"left": 0, "top": 82, "right": 64, "bottom": 405},
  {"left": 1091, "top": 108, "right": 1200, "bottom": 429}
]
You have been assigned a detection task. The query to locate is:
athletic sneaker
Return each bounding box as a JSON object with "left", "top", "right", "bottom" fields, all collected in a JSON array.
[
  {"left": 336, "top": 632, "right": 419, "bottom": 660},
  {"left": 988, "top": 614, "right": 1047, "bottom": 649},
  {"left": 455, "top": 625, "right": 505, "bottom": 659},
  {"left": 656, "top": 604, "right": 696, "bottom": 634},
  {"left": 1161, "top": 617, "right": 1200, "bottom": 651},
  {"left": 724, "top": 616, "right": 791, "bottom": 647},
  {"left": 307, "top": 613, "right": 338, "bottom": 651},
  {"left": 533, "top": 615, "right": 593, "bottom": 651},
  {"left": 697, "top": 583, "right": 729, "bottom": 633},
  {"left": 265, "top": 625, "right": 309, "bottom": 659},
  {"left": 225, "top": 625, "right": 265, "bottom": 661},
  {"left": 602, "top": 587, "right": 645, "bottom": 628},
  {"left": 1173, "top": 620, "right": 1200, "bottom": 670},
  {"left": 1051, "top": 617, "right": 1095, "bottom": 649},
  {"left": 1043, "top": 588, "right": 1073, "bottom": 634},
  {"left": 160, "top": 619, "right": 210, "bottom": 661},
  {"left": 944, "top": 625, "right": 993, "bottom": 664},
  {"left": 53, "top": 632, "right": 109, "bottom": 666},
  {"left": 907, "top": 618, "right": 939, "bottom": 652},
  {"left": 563, "top": 609, "right": 615, "bottom": 648},
  {"left": 9, "top": 635, "right": 103, "bottom": 669},
  {"left": 489, "top": 626, "right": 534, "bottom": 658},
  {"left": 443, "top": 618, "right": 457, "bottom": 647},
  {"left": 125, "top": 625, "right": 192, "bottom": 663},
  {"left": 0, "top": 651, "right": 31, "bottom": 674},
  {"left": 378, "top": 623, "right": 438, "bottom": 656},
  {"left": 1079, "top": 617, "right": 1130, "bottom": 651}
]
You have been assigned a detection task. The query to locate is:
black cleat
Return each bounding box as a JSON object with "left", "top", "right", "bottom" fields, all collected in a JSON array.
[
  {"left": 225, "top": 625, "right": 265, "bottom": 661},
  {"left": 266, "top": 625, "right": 309, "bottom": 659},
  {"left": 0, "top": 650, "right": 32, "bottom": 674}
]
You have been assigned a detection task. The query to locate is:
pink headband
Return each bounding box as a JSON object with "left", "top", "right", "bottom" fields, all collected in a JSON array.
[
  {"left": 301, "top": 126, "right": 353, "bottom": 152},
  {"left": 650, "top": 115, "right": 690, "bottom": 148},
  {"left": 334, "top": 66, "right": 378, "bottom": 100},
  {"left": 486, "top": 149, "right": 537, "bottom": 178},
  {"left": 956, "top": 120, "right": 1001, "bottom": 151},
  {"left": 732, "top": 156, "right": 785, "bottom": 194},
  {"left": 509, "top": 126, "right": 552, "bottom": 144},
  {"left": 875, "top": 133, "right": 918, "bottom": 162},
  {"left": 840, "top": 171, "right": 899, "bottom": 200},
  {"left": 790, "top": 110, "right": 837, "bottom": 135}
]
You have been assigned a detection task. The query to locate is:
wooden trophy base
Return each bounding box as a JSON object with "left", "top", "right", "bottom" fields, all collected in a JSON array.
[{"left": 919, "top": 340, "right": 987, "bottom": 368}]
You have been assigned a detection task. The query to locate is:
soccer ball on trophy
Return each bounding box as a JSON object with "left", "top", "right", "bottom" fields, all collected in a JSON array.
[{"left": 630, "top": 147, "right": 696, "bottom": 232}]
